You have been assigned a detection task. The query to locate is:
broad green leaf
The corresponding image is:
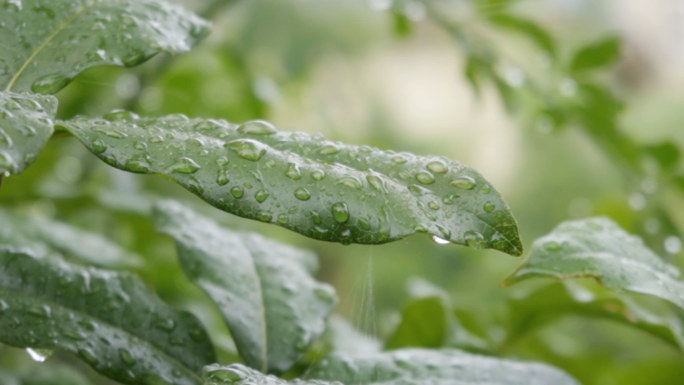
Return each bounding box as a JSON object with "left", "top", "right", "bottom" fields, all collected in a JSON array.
[
  {"left": 488, "top": 14, "right": 556, "bottom": 56},
  {"left": 0, "top": 364, "right": 92, "bottom": 385},
  {"left": 307, "top": 349, "right": 580, "bottom": 385},
  {"left": 203, "top": 364, "right": 336, "bottom": 385},
  {"left": 61, "top": 114, "right": 523, "bottom": 255},
  {"left": 570, "top": 36, "right": 621, "bottom": 73},
  {"left": 0, "top": 0, "right": 210, "bottom": 94},
  {"left": 504, "top": 217, "right": 684, "bottom": 310},
  {"left": 0, "top": 249, "right": 216, "bottom": 385},
  {"left": 0, "top": 92, "right": 57, "bottom": 175},
  {"left": 326, "top": 315, "right": 381, "bottom": 355},
  {"left": 153, "top": 200, "right": 337, "bottom": 373},
  {"left": 506, "top": 282, "right": 684, "bottom": 350},
  {"left": 0, "top": 207, "right": 143, "bottom": 268}
]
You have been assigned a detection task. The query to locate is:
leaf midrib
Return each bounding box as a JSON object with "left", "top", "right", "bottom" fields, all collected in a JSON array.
[
  {"left": 4, "top": 1, "right": 95, "bottom": 91},
  {"left": 0, "top": 285, "right": 202, "bottom": 384}
]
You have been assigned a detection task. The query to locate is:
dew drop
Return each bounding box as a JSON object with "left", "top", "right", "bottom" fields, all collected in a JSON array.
[
  {"left": 285, "top": 163, "right": 301, "bottom": 180},
  {"left": 216, "top": 170, "right": 229, "bottom": 186},
  {"left": 483, "top": 202, "right": 495, "bottom": 213},
  {"left": 277, "top": 214, "right": 289, "bottom": 224},
  {"left": 319, "top": 144, "right": 340, "bottom": 155},
  {"left": 226, "top": 139, "right": 266, "bottom": 161},
  {"left": 311, "top": 170, "right": 326, "bottom": 181},
  {"left": 545, "top": 241, "right": 562, "bottom": 251},
  {"left": 119, "top": 348, "right": 135, "bottom": 365},
  {"left": 26, "top": 348, "right": 51, "bottom": 363},
  {"left": 230, "top": 186, "right": 244, "bottom": 199},
  {"left": 366, "top": 174, "right": 384, "bottom": 192},
  {"left": 125, "top": 158, "right": 150, "bottom": 173},
  {"left": 255, "top": 189, "right": 269, "bottom": 203},
  {"left": 257, "top": 211, "right": 273, "bottom": 221},
  {"left": 464, "top": 230, "right": 487, "bottom": 249},
  {"left": 426, "top": 160, "right": 448, "bottom": 174},
  {"left": 331, "top": 202, "right": 350, "bottom": 223},
  {"left": 416, "top": 172, "right": 435, "bottom": 185},
  {"left": 27, "top": 304, "right": 50, "bottom": 318},
  {"left": 169, "top": 157, "right": 200, "bottom": 174},
  {"left": 104, "top": 109, "right": 139, "bottom": 121},
  {"left": 294, "top": 187, "right": 311, "bottom": 201},
  {"left": 237, "top": 119, "right": 277, "bottom": 135},
  {"left": 428, "top": 201, "right": 440, "bottom": 210},
  {"left": 78, "top": 348, "right": 98, "bottom": 365},
  {"left": 451, "top": 175, "right": 476, "bottom": 190},
  {"left": 339, "top": 176, "right": 362, "bottom": 190},
  {"left": 432, "top": 235, "right": 450, "bottom": 245}
]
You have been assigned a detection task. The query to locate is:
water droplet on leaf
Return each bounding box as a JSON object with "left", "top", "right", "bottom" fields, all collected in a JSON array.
[{"left": 331, "top": 202, "right": 350, "bottom": 223}]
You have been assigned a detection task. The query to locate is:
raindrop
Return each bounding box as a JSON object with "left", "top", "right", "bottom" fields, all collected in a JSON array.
[
  {"left": 169, "top": 157, "right": 200, "bottom": 174},
  {"left": 366, "top": 174, "right": 384, "bottom": 192},
  {"left": 26, "top": 348, "right": 51, "bottom": 363},
  {"left": 0, "top": 299, "right": 7, "bottom": 314},
  {"left": 237, "top": 120, "right": 277, "bottom": 135},
  {"left": 426, "top": 161, "right": 448, "bottom": 174},
  {"left": 119, "top": 348, "right": 135, "bottom": 365},
  {"left": 428, "top": 201, "right": 440, "bottom": 210},
  {"left": 311, "top": 170, "right": 326, "bottom": 181},
  {"left": 483, "top": 202, "right": 495, "bottom": 213},
  {"left": 78, "top": 348, "right": 98, "bottom": 365},
  {"left": 451, "top": 176, "right": 476, "bottom": 190},
  {"left": 216, "top": 170, "right": 229, "bottom": 186},
  {"left": 27, "top": 304, "right": 50, "bottom": 318},
  {"left": 31, "top": 74, "right": 69, "bottom": 94},
  {"left": 104, "top": 109, "right": 139, "bottom": 121},
  {"left": 432, "top": 235, "right": 450, "bottom": 245},
  {"left": 415, "top": 172, "right": 435, "bottom": 185},
  {"left": 226, "top": 139, "right": 266, "bottom": 161},
  {"left": 331, "top": 202, "right": 350, "bottom": 223},
  {"left": 277, "top": 214, "right": 289, "bottom": 224},
  {"left": 125, "top": 159, "right": 150, "bottom": 173},
  {"left": 545, "top": 241, "right": 562, "bottom": 251},
  {"left": 255, "top": 189, "right": 269, "bottom": 203},
  {"left": 319, "top": 144, "right": 340, "bottom": 155},
  {"left": 230, "top": 187, "right": 244, "bottom": 199},
  {"left": 339, "top": 176, "right": 362, "bottom": 190},
  {"left": 285, "top": 163, "right": 302, "bottom": 180},
  {"left": 257, "top": 211, "right": 272, "bottom": 221},
  {"left": 294, "top": 187, "right": 311, "bottom": 201},
  {"left": 464, "top": 230, "right": 487, "bottom": 249},
  {"left": 664, "top": 236, "right": 682, "bottom": 255}
]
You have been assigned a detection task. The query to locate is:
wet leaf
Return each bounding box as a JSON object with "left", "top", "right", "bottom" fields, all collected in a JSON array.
[
  {"left": 0, "top": 207, "right": 143, "bottom": 268},
  {"left": 0, "top": 248, "right": 216, "bottom": 385},
  {"left": 61, "top": 115, "right": 523, "bottom": 255},
  {"left": 307, "top": 349, "right": 580, "bottom": 385},
  {"left": 203, "top": 364, "right": 336, "bottom": 385},
  {"left": 0, "top": 0, "right": 210, "bottom": 93},
  {"left": 153, "top": 200, "right": 337, "bottom": 373},
  {"left": 504, "top": 217, "right": 684, "bottom": 311},
  {"left": 506, "top": 282, "right": 684, "bottom": 350},
  {"left": 0, "top": 91, "right": 57, "bottom": 175},
  {"left": 570, "top": 36, "right": 621, "bottom": 73},
  {"left": 0, "top": 364, "right": 92, "bottom": 385}
]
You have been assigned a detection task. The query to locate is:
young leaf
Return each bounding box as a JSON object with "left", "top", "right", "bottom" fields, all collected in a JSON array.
[
  {"left": 1, "top": 0, "right": 210, "bottom": 94},
  {"left": 488, "top": 14, "right": 556, "bottom": 57},
  {"left": 60, "top": 115, "right": 523, "bottom": 255},
  {"left": 203, "top": 364, "right": 335, "bottom": 385},
  {"left": 0, "top": 92, "right": 57, "bottom": 176},
  {"left": 570, "top": 36, "right": 621, "bottom": 74},
  {"left": 0, "top": 249, "right": 216, "bottom": 385},
  {"left": 307, "top": 348, "right": 580, "bottom": 385},
  {"left": 506, "top": 282, "right": 684, "bottom": 350},
  {"left": 504, "top": 217, "right": 684, "bottom": 310},
  {"left": 0, "top": 208, "right": 143, "bottom": 268},
  {"left": 153, "top": 200, "right": 337, "bottom": 373}
]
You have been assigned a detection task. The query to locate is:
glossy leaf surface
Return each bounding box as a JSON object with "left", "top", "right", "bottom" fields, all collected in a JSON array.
[
  {"left": 62, "top": 115, "right": 523, "bottom": 254},
  {"left": 203, "top": 364, "right": 336, "bottom": 385},
  {"left": 0, "top": 249, "right": 215, "bottom": 385},
  {"left": 154, "top": 200, "right": 337, "bottom": 373},
  {"left": 308, "top": 349, "right": 580, "bottom": 385},
  {"left": 570, "top": 36, "right": 621, "bottom": 73},
  {"left": 0, "top": 0, "right": 210, "bottom": 94},
  {"left": 0, "top": 91, "right": 57, "bottom": 175},
  {"left": 505, "top": 217, "right": 684, "bottom": 310}
]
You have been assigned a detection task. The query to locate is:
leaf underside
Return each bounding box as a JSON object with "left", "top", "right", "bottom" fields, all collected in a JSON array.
[
  {"left": 505, "top": 217, "right": 684, "bottom": 311},
  {"left": 0, "top": 249, "right": 216, "bottom": 385},
  {"left": 154, "top": 200, "right": 337, "bottom": 373},
  {"left": 1, "top": 0, "right": 210, "bottom": 94},
  {"left": 0, "top": 91, "right": 57, "bottom": 175},
  {"left": 61, "top": 115, "right": 523, "bottom": 255}
]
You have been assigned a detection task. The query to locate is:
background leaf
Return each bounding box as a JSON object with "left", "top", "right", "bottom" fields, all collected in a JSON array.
[
  {"left": 154, "top": 200, "right": 337, "bottom": 373},
  {"left": 203, "top": 364, "right": 334, "bottom": 385},
  {"left": 0, "top": 0, "right": 210, "bottom": 94},
  {"left": 0, "top": 249, "right": 215, "bottom": 385},
  {"left": 570, "top": 36, "right": 621, "bottom": 73},
  {"left": 0, "top": 92, "right": 57, "bottom": 175},
  {"left": 307, "top": 348, "right": 580, "bottom": 385},
  {"left": 61, "top": 114, "right": 523, "bottom": 254},
  {"left": 504, "top": 217, "right": 684, "bottom": 310}
]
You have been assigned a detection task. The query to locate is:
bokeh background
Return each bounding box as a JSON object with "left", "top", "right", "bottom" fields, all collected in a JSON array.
[{"left": 2, "top": 0, "right": 684, "bottom": 384}]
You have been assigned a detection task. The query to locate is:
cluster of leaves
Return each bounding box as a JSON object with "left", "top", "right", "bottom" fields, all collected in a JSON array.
[{"left": 1, "top": 1, "right": 683, "bottom": 385}]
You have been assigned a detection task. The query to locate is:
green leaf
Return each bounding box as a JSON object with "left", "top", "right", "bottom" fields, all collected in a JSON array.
[
  {"left": 202, "top": 364, "right": 334, "bottom": 385},
  {"left": 1, "top": 364, "right": 92, "bottom": 385},
  {"left": 153, "top": 200, "right": 337, "bottom": 373},
  {"left": 1, "top": 0, "right": 210, "bottom": 94},
  {"left": 504, "top": 217, "right": 684, "bottom": 310},
  {"left": 642, "top": 141, "right": 681, "bottom": 172},
  {"left": 307, "top": 348, "right": 580, "bottom": 385},
  {"left": 0, "top": 249, "right": 216, "bottom": 385},
  {"left": 385, "top": 296, "right": 448, "bottom": 349},
  {"left": 0, "top": 207, "right": 143, "bottom": 268},
  {"left": 570, "top": 36, "right": 621, "bottom": 74},
  {"left": 506, "top": 282, "right": 684, "bottom": 350},
  {"left": 60, "top": 114, "right": 523, "bottom": 255},
  {"left": 488, "top": 14, "right": 556, "bottom": 57},
  {"left": 0, "top": 91, "right": 57, "bottom": 176}
]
